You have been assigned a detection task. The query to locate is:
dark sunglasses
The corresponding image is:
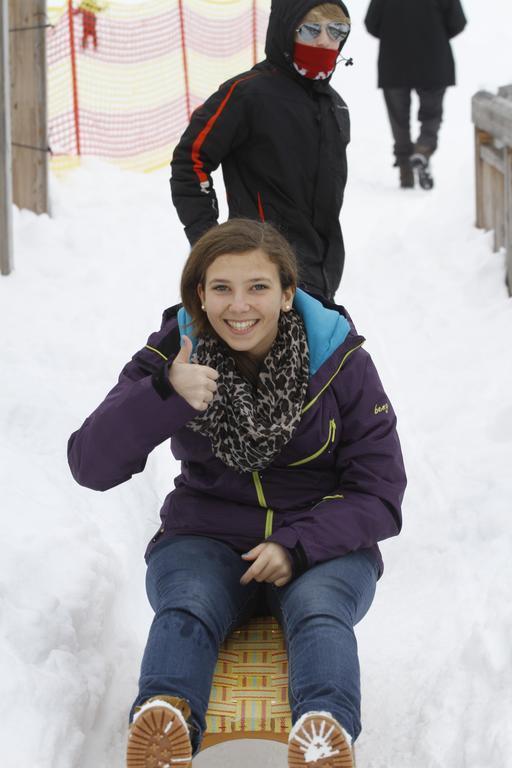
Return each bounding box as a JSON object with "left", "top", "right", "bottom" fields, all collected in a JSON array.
[{"left": 295, "top": 21, "right": 350, "bottom": 43}]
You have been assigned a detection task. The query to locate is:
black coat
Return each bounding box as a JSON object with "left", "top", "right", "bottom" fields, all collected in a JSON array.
[
  {"left": 365, "top": 0, "right": 467, "bottom": 89},
  {"left": 171, "top": 0, "right": 351, "bottom": 299}
]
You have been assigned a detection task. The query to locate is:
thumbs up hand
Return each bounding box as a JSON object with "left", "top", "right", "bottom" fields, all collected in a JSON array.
[{"left": 168, "top": 335, "right": 219, "bottom": 411}]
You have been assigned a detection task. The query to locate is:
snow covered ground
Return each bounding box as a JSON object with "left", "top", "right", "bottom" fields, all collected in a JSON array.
[{"left": 1, "top": 1, "right": 512, "bottom": 766}]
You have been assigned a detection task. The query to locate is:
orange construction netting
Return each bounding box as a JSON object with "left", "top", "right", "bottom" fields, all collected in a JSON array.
[{"left": 47, "top": 0, "right": 270, "bottom": 173}]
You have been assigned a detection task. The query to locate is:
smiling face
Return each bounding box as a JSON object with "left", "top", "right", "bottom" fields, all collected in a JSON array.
[{"left": 197, "top": 249, "right": 294, "bottom": 362}]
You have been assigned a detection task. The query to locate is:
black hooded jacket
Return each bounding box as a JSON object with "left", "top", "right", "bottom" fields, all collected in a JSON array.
[
  {"left": 170, "top": 0, "right": 351, "bottom": 300},
  {"left": 365, "top": 0, "right": 467, "bottom": 89}
]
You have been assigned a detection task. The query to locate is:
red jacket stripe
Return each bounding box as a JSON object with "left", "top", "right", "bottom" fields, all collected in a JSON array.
[
  {"left": 257, "top": 192, "right": 265, "bottom": 222},
  {"left": 191, "top": 74, "right": 258, "bottom": 185}
]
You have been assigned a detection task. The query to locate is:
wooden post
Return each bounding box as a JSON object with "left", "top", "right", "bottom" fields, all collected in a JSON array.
[
  {"left": 505, "top": 146, "right": 512, "bottom": 294},
  {"left": 494, "top": 155, "right": 505, "bottom": 251},
  {"left": 9, "top": 0, "right": 48, "bottom": 214},
  {"left": 0, "top": 0, "right": 13, "bottom": 275},
  {"left": 474, "top": 128, "right": 491, "bottom": 230}
]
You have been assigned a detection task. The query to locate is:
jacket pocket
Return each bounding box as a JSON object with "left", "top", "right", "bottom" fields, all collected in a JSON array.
[{"left": 288, "top": 418, "right": 337, "bottom": 467}]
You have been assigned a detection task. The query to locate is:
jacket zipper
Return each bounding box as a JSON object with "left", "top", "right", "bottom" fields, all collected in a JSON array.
[
  {"left": 302, "top": 342, "right": 364, "bottom": 415},
  {"left": 288, "top": 418, "right": 336, "bottom": 467},
  {"left": 250, "top": 341, "right": 363, "bottom": 539},
  {"left": 252, "top": 470, "right": 274, "bottom": 539}
]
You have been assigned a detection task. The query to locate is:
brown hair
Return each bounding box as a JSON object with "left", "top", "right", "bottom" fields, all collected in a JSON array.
[
  {"left": 181, "top": 218, "right": 298, "bottom": 338},
  {"left": 305, "top": 4, "right": 350, "bottom": 24}
]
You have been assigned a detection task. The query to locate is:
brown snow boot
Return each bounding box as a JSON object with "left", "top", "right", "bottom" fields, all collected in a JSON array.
[
  {"left": 126, "top": 695, "right": 193, "bottom": 768},
  {"left": 288, "top": 712, "right": 354, "bottom": 768}
]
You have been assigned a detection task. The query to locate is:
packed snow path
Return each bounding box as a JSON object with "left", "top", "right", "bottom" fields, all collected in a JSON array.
[{"left": 1, "top": 2, "right": 511, "bottom": 766}]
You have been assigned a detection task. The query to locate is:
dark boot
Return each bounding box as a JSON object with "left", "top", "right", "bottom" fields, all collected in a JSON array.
[
  {"left": 411, "top": 146, "right": 434, "bottom": 190},
  {"left": 399, "top": 161, "right": 414, "bottom": 188}
]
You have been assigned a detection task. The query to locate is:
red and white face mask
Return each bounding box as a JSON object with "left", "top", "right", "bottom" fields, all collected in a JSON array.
[{"left": 292, "top": 42, "right": 339, "bottom": 80}]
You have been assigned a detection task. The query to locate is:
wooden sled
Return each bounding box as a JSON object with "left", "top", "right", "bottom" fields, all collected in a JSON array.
[
  {"left": 202, "top": 616, "right": 291, "bottom": 750},
  {"left": 201, "top": 616, "right": 356, "bottom": 764}
]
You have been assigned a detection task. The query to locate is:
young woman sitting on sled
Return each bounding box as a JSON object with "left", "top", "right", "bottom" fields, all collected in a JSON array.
[{"left": 68, "top": 219, "right": 406, "bottom": 768}]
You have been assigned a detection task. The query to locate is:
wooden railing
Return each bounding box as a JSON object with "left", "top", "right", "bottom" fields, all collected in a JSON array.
[{"left": 472, "top": 85, "right": 512, "bottom": 295}]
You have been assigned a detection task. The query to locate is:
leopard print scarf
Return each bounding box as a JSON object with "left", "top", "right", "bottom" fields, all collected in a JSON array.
[{"left": 188, "top": 310, "right": 309, "bottom": 473}]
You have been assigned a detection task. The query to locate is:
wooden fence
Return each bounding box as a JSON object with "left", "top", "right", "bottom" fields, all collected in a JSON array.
[{"left": 472, "top": 85, "right": 512, "bottom": 295}]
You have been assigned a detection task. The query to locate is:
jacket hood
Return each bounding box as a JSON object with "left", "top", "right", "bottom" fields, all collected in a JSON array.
[
  {"left": 177, "top": 288, "right": 350, "bottom": 379},
  {"left": 264, "top": 0, "right": 351, "bottom": 75},
  {"left": 293, "top": 289, "right": 350, "bottom": 375}
]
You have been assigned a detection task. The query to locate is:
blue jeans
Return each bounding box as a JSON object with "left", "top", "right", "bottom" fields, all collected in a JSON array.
[{"left": 131, "top": 536, "right": 378, "bottom": 751}]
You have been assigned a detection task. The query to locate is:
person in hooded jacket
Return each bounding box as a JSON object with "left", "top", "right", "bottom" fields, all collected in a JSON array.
[
  {"left": 68, "top": 220, "right": 406, "bottom": 768},
  {"left": 365, "top": 0, "right": 467, "bottom": 189},
  {"left": 170, "top": 1, "right": 352, "bottom": 302}
]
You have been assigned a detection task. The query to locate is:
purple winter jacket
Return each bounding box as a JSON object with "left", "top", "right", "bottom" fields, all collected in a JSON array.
[{"left": 68, "top": 291, "right": 406, "bottom": 577}]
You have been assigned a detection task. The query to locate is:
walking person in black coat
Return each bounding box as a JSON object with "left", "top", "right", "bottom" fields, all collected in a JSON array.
[
  {"left": 365, "top": 0, "right": 467, "bottom": 189},
  {"left": 171, "top": 1, "right": 353, "bottom": 301}
]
